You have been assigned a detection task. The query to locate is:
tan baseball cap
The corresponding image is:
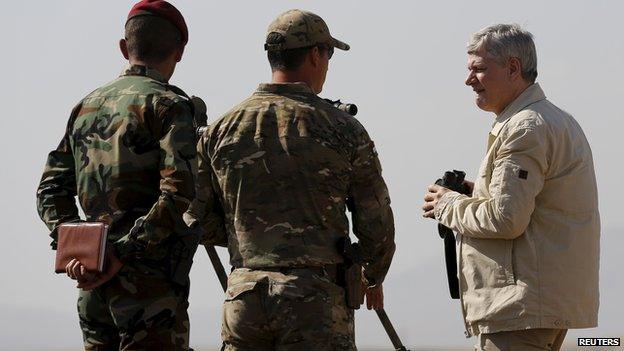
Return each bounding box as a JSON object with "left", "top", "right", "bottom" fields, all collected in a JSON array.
[{"left": 264, "top": 9, "right": 350, "bottom": 51}]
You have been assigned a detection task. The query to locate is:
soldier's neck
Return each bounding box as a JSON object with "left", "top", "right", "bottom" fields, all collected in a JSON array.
[
  {"left": 128, "top": 59, "right": 174, "bottom": 82},
  {"left": 272, "top": 70, "right": 314, "bottom": 90}
]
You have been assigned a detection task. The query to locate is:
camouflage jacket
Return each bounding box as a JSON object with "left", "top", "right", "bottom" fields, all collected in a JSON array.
[
  {"left": 36, "top": 65, "right": 198, "bottom": 262},
  {"left": 188, "top": 83, "right": 395, "bottom": 286}
]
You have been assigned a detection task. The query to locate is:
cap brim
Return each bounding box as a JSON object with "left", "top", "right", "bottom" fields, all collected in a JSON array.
[{"left": 331, "top": 37, "right": 350, "bottom": 51}]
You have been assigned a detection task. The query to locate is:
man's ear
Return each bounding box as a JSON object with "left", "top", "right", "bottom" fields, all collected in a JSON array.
[
  {"left": 309, "top": 46, "right": 321, "bottom": 68},
  {"left": 175, "top": 45, "right": 185, "bottom": 63},
  {"left": 119, "top": 39, "right": 130, "bottom": 60},
  {"left": 508, "top": 57, "right": 522, "bottom": 81}
]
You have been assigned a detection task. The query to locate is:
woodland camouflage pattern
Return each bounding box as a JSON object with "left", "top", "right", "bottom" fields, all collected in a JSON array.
[
  {"left": 78, "top": 262, "right": 190, "bottom": 350},
  {"left": 190, "top": 82, "right": 395, "bottom": 286},
  {"left": 36, "top": 65, "right": 197, "bottom": 262},
  {"left": 36, "top": 65, "right": 198, "bottom": 350}
]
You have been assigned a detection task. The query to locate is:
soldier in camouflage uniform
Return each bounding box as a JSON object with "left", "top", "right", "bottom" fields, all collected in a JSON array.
[
  {"left": 186, "top": 9, "right": 396, "bottom": 350},
  {"left": 36, "top": 1, "right": 199, "bottom": 350}
]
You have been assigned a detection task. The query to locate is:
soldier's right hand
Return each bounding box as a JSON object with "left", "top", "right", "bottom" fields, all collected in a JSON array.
[
  {"left": 65, "top": 259, "right": 96, "bottom": 283},
  {"left": 364, "top": 284, "right": 384, "bottom": 310},
  {"left": 76, "top": 249, "right": 124, "bottom": 291}
]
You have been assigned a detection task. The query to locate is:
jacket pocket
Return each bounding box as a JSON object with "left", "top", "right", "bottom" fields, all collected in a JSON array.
[
  {"left": 225, "top": 281, "right": 258, "bottom": 301},
  {"left": 462, "top": 237, "right": 516, "bottom": 289}
]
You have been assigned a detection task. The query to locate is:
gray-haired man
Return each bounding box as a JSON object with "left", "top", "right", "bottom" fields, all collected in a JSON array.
[{"left": 422, "top": 24, "right": 600, "bottom": 351}]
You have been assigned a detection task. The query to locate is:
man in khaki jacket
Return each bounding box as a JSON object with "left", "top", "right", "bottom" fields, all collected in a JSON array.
[{"left": 422, "top": 24, "right": 600, "bottom": 351}]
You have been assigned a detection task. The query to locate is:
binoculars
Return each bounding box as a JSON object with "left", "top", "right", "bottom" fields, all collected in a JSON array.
[
  {"left": 435, "top": 170, "right": 471, "bottom": 204},
  {"left": 435, "top": 170, "right": 471, "bottom": 299}
]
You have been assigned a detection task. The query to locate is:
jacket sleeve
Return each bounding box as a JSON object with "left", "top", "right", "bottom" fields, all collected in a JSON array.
[
  {"left": 183, "top": 131, "right": 227, "bottom": 247},
  {"left": 349, "top": 128, "right": 396, "bottom": 287},
  {"left": 36, "top": 116, "right": 82, "bottom": 249},
  {"left": 112, "top": 101, "right": 198, "bottom": 261},
  {"left": 435, "top": 123, "right": 547, "bottom": 240}
]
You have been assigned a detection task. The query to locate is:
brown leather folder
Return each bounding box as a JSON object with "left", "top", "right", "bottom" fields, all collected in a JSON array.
[{"left": 54, "top": 222, "right": 108, "bottom": 274}]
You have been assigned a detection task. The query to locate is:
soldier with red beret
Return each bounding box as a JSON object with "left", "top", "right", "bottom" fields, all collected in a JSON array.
[{"left": 36, "top": 1, "right": 204, "bottom": 349}]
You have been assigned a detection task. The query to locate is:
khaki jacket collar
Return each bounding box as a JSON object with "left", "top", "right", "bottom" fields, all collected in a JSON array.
[
  {"left": 256, "top": 82, "right": 315, "bottom": 95},
  {"left": 121, "top": 65, "right": 168, "bottom": 83},
  {"left": 490, "top": 83, "right": 546, "bottom": 137}
]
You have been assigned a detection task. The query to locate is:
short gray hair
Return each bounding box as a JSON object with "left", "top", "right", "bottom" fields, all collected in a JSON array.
[{"left": 467, "top": 24, "right": 538, "bottom": 83}]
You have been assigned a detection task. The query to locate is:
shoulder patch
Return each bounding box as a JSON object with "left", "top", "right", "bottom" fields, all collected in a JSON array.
[{"left": 519, "top": 169, "right": 528, "bottom": 179}]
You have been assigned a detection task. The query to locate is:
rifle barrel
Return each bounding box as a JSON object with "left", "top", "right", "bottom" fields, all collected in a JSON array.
[{"left": 375, "top": 309, "right": 409, "bottom": 351}]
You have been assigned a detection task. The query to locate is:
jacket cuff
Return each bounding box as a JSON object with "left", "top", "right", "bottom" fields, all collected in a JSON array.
[{"left": 434, "top": 191, "right": 461, "bottom": 221}]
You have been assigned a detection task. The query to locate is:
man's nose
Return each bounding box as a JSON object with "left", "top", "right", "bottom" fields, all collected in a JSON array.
[{"left": 465, "top": 71, "right": 475, "bottom": 86}]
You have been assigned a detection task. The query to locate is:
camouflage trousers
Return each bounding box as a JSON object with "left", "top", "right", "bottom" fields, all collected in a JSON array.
[
  {"left": 221, "top": 267, "right": 356, "bottom": 351},
  {"left": 77, "top": 261, "right": 191, "bottom": 351}
]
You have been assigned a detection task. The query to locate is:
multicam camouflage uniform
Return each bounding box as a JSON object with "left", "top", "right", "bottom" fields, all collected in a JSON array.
[
  {"left": 36, "top": 65, "right": 199, "bottom": 351},
  {"left": 188, "top": 83, "right": 396, "bottom": 350}
]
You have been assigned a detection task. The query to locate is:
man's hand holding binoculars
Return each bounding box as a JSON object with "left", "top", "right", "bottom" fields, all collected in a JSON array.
[{"left": 422, "top": 173, "right": 474, "bottom": 219}]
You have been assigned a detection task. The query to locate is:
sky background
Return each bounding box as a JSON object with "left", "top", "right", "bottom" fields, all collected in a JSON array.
[{"left": 1, "top": 1, "right": 623, "bottom": 350}]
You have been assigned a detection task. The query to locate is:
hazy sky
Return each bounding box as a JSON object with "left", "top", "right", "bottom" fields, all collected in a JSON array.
[{"left": 2, "top": 1, "right": 623, "bottom": 350}]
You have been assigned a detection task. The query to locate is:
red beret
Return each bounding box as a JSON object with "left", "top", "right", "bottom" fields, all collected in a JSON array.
[{"left": 127, "top": 0, "right": 188, "bottom": 45}]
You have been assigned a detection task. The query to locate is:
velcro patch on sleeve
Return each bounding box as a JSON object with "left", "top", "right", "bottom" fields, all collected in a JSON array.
[{"left": 518, "top": 169, "right": 528, "bottom": 179}]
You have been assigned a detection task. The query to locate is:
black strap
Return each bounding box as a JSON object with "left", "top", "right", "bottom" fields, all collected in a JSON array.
[
  {"left": 168, "top": 84, "right": 190, "bottom": 100},
  {"left": 438, "top": 224, "right": 460, "bottom": 299},
  {"left": 264, "top": 42, "right": 285, "bottom": 51}
]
